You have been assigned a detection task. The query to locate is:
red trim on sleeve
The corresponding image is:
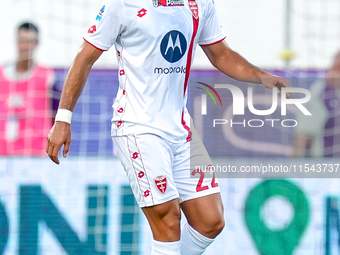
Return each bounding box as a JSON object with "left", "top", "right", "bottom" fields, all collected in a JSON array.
[
  {"left": 199, "top": 36, "right": 226, "bottom": 46},
  {"left": 83, "top": 38, "right": 107, "bottom": 51}
]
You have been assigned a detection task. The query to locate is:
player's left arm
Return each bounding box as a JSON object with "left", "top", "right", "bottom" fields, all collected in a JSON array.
[{"left": 201, "top": 40, "right": 291, "bottom": 95}]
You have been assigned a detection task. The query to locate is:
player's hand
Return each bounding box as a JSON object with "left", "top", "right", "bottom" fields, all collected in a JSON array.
[
  {"left": 259, "top": 72, "right": 292, "bottom": 99},
  {"left": 46, "top": 121, "right": 71, "bottom": 164}
]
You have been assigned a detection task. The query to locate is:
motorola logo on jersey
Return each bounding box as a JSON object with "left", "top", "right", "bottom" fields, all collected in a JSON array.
[{"left": 160, "top": 30, "right": 187, "bottom": 63}]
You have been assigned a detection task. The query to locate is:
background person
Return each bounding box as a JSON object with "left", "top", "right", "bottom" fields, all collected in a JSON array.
[
  {"left": 0, "top": 22, "right": 60, "bottom": 155},
  {"left": 293, "top": 52, "right": 340, "bottom": 157}
]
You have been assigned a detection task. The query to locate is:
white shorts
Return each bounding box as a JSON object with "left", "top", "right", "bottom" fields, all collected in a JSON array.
[{"left": 112, "top": 128, "right": 220, "bottom": 207}]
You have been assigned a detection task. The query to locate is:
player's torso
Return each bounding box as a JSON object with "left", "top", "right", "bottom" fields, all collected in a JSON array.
[{"left": 112, "top": 0, "right": 207, "bottom": 141}]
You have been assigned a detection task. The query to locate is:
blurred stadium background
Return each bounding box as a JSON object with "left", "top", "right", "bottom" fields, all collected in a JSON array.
[{"left": 0, "top": 0, "right": 340, "bottom": 254}]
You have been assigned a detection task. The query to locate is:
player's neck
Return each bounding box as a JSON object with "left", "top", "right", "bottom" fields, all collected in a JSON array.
[{"left": 16, "top": 59, "right": 34, "bottom": 75}]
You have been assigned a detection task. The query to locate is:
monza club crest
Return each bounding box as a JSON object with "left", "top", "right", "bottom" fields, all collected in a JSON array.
[
  {"left": 188, "top": 1, "right": 199, "bottom": 19},
  {"left": 154, "top": 175, "right": 167, "bottom": 194}
]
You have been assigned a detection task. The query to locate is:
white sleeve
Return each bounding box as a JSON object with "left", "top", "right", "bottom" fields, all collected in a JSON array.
[
  {"left": 83, "top": 0, "right": 125, "bottom": 51},
  {"left": 198, "top": 0, "right": 226, "bottom": 46}
]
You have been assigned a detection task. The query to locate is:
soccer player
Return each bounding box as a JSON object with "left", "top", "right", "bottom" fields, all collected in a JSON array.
[
  {"left": 293, "top": 52, "right": 340, "bottom": 157},
  {"left": 46, "top": 0, "right": 290, "bottom": 254},
  {"left": 0, "top": 22, "right": 58, "bottom": 155}
]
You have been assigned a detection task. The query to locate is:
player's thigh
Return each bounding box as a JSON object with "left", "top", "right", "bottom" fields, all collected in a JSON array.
[{"left": 112, "top": 133, "right": 179, "bottom": 208}]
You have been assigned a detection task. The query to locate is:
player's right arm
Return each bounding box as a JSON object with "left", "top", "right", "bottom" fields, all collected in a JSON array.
[{"left": 46, "top": 41, "right": 103, "bottom": 164}]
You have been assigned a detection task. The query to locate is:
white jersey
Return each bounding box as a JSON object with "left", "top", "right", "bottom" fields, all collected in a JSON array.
[{"left": 83, "top": 0, "right": 225, "bottom": 143}]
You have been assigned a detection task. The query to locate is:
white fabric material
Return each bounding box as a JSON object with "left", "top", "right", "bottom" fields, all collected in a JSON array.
[
  {"left": 112, "top": 125, "right": 220, "bottom": 207},
  {"left": 180, "top": 223, "right": 214, "bottom": 255},
  {"left": 55, "top": 109, "right": 73, "bottom": 124},
  {"left": 151, "top": 240, "right": 181, "bottom": 255},
  {"left": 84, "top": 0, "right": 226, "bottom": 143}
]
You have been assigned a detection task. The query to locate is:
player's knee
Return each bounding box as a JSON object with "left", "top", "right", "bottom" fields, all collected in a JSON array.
[
  {"left": 160, "top": 207, "right": 181, "bottom": 231},
  {"left": 164, "top": 214, "right": 181, "bottom": 232},
  {"left": 204, "top": 215, "right": 225, "bottom": 238},
  {"left": 203, "top": 202, "right": 225, "bottom": 238},
  {"left": 155, "top": 207, "right": 181, "bottom": 240},
  {"left": 213, "top": 216, "right": 225, "bottom": 237}
]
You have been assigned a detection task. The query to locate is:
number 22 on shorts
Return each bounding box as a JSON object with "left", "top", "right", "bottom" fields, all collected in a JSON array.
[{"left": 192, "top": 165, "right": 218, "bottom": 192}]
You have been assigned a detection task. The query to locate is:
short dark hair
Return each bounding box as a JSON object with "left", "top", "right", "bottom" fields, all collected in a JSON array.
[{"left": 18, "top": 22, "right": 39, "bottom": 34}]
